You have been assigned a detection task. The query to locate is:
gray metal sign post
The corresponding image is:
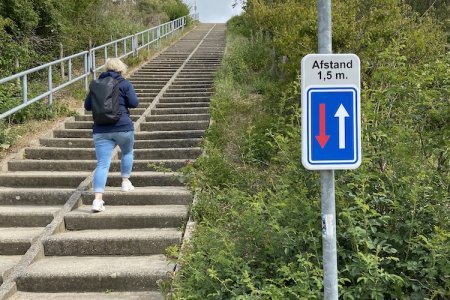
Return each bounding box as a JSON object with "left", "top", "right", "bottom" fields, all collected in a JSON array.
[
  {"left": 300, "top": 0, "right": 361, "bottom": 299},
  {"left": 318, "top": 1, "right": 338, "bottom": 298}
]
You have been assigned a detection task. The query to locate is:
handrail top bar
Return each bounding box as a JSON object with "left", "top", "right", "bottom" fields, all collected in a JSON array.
[
  {"left": 92, "top": 16, "right": 187, "bottom": 50},
  {"left": 91, "top": 35, "right": 134, "bottom": 51},
  {"left": 134, "top": 16, "right": 185, "bottom": 36},
  {"left": 0, "top": 51, "right": 89, "bottom": 84},
  {"left": 135, "top": 26, "right": 158, "bottom": 36}
]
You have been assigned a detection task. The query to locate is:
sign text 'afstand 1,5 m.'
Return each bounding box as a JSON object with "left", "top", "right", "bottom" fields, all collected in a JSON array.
[{"left": 301, "top": 53, "right": 361, "bottom": 170}]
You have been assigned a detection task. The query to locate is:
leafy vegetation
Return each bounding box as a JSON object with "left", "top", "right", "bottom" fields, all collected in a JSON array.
[{"left": 174, "top": 0, "right": 449, "bottom": 299}]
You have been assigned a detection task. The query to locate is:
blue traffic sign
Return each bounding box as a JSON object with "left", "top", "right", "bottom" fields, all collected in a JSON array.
[
  {"left": 305, "top": 87, "right": 360, "bottom": 169},
  {"left": 301, "top": 54, "right": 361, "bottom": 170}
]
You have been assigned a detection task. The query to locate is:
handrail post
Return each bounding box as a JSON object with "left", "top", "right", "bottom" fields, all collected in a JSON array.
[
  {"left": 68, "top": 59, "right": 72, "bottom": 81},
  {"left": 84, "top": 53, "right": 89, "bottom": 91},
  {"left": 22, "top": 75, "right": 28, "bottom": 104},
  {"left": 60, "top": 43, "right": 65, "bottom": 79},
  {"left": 92, "top": 51, "right": 97, "bottom": 79},
  {"left": 132, "top": 34, "right": 137, "bottom": 56},
  {"left": 157, "top": 25, "right": 161, "bottom": 48},
  {"left": 48, "top": 66, "right": 53, "bottom": 106}
]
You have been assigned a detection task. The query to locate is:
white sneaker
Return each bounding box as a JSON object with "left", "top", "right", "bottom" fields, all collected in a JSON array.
[
  {"left": 91, "top": 199, "right": 105, "bottom": 212},
  {"left": 121, "top": 180, "right": 135, "bottom": 192}
]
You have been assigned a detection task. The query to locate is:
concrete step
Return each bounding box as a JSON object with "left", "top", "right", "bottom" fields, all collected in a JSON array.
[
  {"left": 135, "top": 139, "right": 202, "bottom": 149},
  {"left": 0, "top": 205, "right": 60, "bottom": 227},
  {"left": 163, "top": 91, "right": 213, "bottom": 97},
  {"left": 135, "top": 130, "right": 205, "bottom": 139},
  {"left": 27, "top": 147, "right": 197, "bottom": 161},
  {"left": 104, "top": 172, "right": 183, "bottom": 187},
  {"left": 81, "top": 186, "right": 191, "bottom": 206},
  {"left": 84, "top": 108, "right": 146, "bottom": 115},
  {"left": 0, "top": 172, "right": 90, "bottom": 188},
  {"left": 0, "top": 188, "right": 74, "bottom": 205},
  {"left": 172, "top": 78, "right": 214, "bottom": 83},
  {"left": 170, "top": 83, "right": 213, "bottom": 88},
  {"left": 135, "top": 68, "right": 177, "bottom": 73},
  {"left": 156, "top": 102, "right": 209, "bottom": 109},
  {"left": 44, "top": 228, "right": 181, "bottom": 256},
  {"left": 132, "top": 83, "right": 166, "bottom": 89},
  {"left": 132, "top": 76, "right": 172, "bottom": 81},
  {"left": 147, "top": 114, "right": 209, "bottom": 121},
  {"left": 0, "top": 227, "right": 43, "bottom": 255},
  {"left": 140, "top": 120, "right": 209, "bottom": 131},
  {"left": 135, "top": 92, "right": 159, "bottom": 98},
  {"left": 38, "top": 137, "right": 201, "bottom": 149},
  {"left": 16, "top": 255, "right": 173, "bottom": 292},
  {"left": 151, "top": 107, "right": 209, "bottom": 115},
  {"left": 53, "top": 129, "right": 93, "bottom": 138},
  {"left": 137, "top": 68, "right": 178, "bottom": 71},
  {"left": 75, "top": 115, "right": 139, "bottom": 122},
  {"left": 39, "top": 138, "right": 93, "bottom": 148},
  {"left": 131, "top": 148, "right": 202, "bottom": 160},
  {"left": 64, "top": 121, "right": 92, "bottom": 130},
  {"left": 8, "top": 159, "right": 189, "bottom": 172},
  {"left": 141, "top": 64, "right": 181, "bottom": 68},
  {"left": 166, "top": 87, "right": 213, "bottom": 93},
  {"left": 0, "top": 255, "right": 21, "bottom": 285},
  {"left": 159, "top": 97, "right": 210, "bottom": 103},
  {"left": 130, "top": 79, "right": 169, "bottom": 84},
  {"left": 181, "top": 70, "right": 218, "bottom": 74},
  {"left": 65, "top": 205, "right": 188, "bottom": 230},
  {"left": 134, "top": 88, "right": 163, "bottom": 93},
  {"left": 10, "top": 291, "right": 163, "bottom": 300},
  {"left": 177, "top": 74, "right": 214, "bottom": 79},
  {"left": 182, "top": 64, "right": 220, "bottom": 68},
  {"left": 24, "top": 148, "right": 96, "bottom": 160}
]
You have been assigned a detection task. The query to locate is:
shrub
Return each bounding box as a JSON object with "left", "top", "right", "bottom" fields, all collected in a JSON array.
[{"left": 173, "top": 0, "right": 450, "bottom": 298}]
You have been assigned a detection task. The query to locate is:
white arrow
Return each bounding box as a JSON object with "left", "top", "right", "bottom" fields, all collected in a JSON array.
[{"left": 334, "top": 104, "right": 349, "bottom": 149}]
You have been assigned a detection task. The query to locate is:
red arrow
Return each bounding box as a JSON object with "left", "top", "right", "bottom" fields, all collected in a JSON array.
[{"left": 315, "top": 103, "right": 330, "bottom": 148}]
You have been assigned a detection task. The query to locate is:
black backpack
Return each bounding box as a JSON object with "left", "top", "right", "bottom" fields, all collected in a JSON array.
[{"left": 89, "top": 77, "right": 123, "bottom": 124}]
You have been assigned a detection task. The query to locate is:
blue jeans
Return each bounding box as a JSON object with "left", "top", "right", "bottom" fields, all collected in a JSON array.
[{"left": 93, "top": 131, "right": 134, "bottom": 193}]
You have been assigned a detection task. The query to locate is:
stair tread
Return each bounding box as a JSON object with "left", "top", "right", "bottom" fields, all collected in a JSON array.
[
  {"left": 0, "top": 227, "right": 44, "bottom": 241},
  {"left": 11, "top": 291, "right": 163, "bottom": 300},
  {"left": 0, "top": 205, "right": 61, "bottom": 214},
  {"left": 46, "top": 228, "right": 181, "bottom": 241},
  {"left": 0, "top": 171, "right": 91, "bottom": 176},
  {"left": 0, "top": 255, "right": 22, "bottom": 278},
  {"left": 86, "top": 186, "right": 190, "bottom": 193},
  {"left": 68, "top": 205, "right": 188, "bottom": 217},
  {"left": 20, "top": 255, "right": 172, "bottom": 277},
  {"left": 0, "top": 188, "right": 75, "bottom": 193}
]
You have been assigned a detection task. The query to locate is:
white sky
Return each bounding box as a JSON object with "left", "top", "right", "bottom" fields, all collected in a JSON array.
[{"left": 183, "top": 0, "right": 244, "bottom": 23}]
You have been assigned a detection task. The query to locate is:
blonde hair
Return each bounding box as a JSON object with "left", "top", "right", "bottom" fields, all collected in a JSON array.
[{"left": 105, "top": 58, "right": 128, "bottom": 74}]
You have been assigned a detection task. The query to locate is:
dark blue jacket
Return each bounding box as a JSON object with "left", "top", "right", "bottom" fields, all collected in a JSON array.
[{"left": 84, "top": 71, "right": 139, "bottom": 133}]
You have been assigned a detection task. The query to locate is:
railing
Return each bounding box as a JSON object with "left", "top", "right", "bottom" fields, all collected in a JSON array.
[{"left": 0, "top": 14, "right": 198, "bottom": 121}]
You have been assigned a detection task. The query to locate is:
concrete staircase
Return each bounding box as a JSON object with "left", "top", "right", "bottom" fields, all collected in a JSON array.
[{"left": 0, "top": 24, "right": 226, "bottom": 299}]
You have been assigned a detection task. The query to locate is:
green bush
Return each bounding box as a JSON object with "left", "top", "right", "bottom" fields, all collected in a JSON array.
[
  {"left": 173, "top": 0, "right": 450, "bottom": 298},
  {"left": 163, "top": 0, "right": 189, "bottom": 21}
]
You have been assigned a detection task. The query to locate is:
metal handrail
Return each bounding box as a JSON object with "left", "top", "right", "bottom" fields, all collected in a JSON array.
[{"left": 0, "top": 13, "right": 197, "bottom": 120}]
